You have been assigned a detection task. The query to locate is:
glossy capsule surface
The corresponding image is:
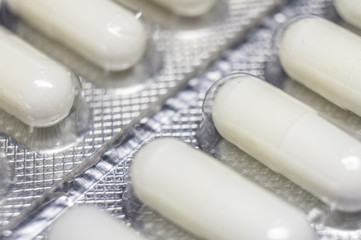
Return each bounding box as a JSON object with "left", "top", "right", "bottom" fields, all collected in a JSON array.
[
  {"left": 132, "top": 138, "right": 314, "bottom": 240},
  {"left": 8, "top": 0, "right": 147, "bottom": 71},
  {"left": 279, "top": 17, "right": 361, "bottom": 117},
  {"left": 0, "top": 26, "right": 75, "bottom": 127},
  {"left": 213, "top": 74, "right": 361, "bottom": 212}
]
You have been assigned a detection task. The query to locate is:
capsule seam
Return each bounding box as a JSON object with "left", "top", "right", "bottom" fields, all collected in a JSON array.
[
  {"left": 277, "top": 111, "right": 314, "bottom": 149},
  {"left": 342, "top": 57, "right": 361, "bottom": 109}
]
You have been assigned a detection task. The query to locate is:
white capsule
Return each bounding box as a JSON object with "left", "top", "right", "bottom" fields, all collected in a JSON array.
[
  {"left": 132, "top": 138, "right": 314, "bottom": 240},
  {"left": 212, "top": 74, "right": 361, "bottom": 212},
  {"left": 0, "top": 26, "right": 75, "bottom": 127},
  {"left": 7, "top": 0, "right": 147, "bottom": 71},
  {"left": 146, "top": 0, "right": 216, "bottom": 17},
  {"left": 279, "top": 17, "right": 361, "bottom": 117},
  {"left": 334, "top": 0, "right": 361, "bottom": 30},
  {"left": 49, "top": 206, "right": 146, "bottom": 240}
]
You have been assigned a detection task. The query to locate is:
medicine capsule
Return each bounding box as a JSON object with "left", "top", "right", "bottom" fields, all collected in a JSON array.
[
  {"left": 212, "top": 74, "right": 361, "bottom": 212},
  {"left": 334, "top": 0, "right": 361, "bottom": 30},
  {"left": 147, "top": 0, "right": 216, "bottom": 17},
  {"left": 0, "top": 26, "right": 75, "bottom": 127},
  {"left": 49, "top": 206, "right": 146, "bottom": 240},
  {"left": 132, "top": 138, "right": 314, "bottom": 240},
  {"left": 279, "top": 17, "right": 361, "bottom": 117},
  {"left": 7, "top": 0, "right": 147, "bottom": 71}
]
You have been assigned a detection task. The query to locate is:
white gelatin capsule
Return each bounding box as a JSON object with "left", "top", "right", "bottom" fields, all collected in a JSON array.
[
  {"left": 132, "top": 138, "right": 314, "bottom": 240},
  {"left": 279, "top": 17, "right": 361, "bottom": 117},
  {"left": 213, "top": 74, "right": 361, "bottom": 212},
  {"left": 7, "top": 0, "right": 147, "bottom": 71},
  {"left": 49, "top": 206, "right": 145, "bottom": 240},
  {"left": 147, "top": 0, "right": 216, "bottom": 17},
  {"left": 0, "top": 26, "right": 75, "bottom": 127},
  {"left": 334, "top": 0, "right": 361, "bottom": 30}
]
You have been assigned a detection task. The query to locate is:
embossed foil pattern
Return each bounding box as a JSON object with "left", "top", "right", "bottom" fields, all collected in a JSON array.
[{"left": 2, "top": 0, "right": 358, "bottom": 240}]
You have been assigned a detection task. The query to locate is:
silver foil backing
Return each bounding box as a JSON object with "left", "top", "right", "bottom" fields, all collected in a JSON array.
[{"left": 2, "top": 0, "right": 360, "bottom": 240}]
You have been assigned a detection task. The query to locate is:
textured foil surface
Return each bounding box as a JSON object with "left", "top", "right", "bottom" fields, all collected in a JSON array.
[
  {"left": 0, "top": 0, "right": 284, "bottom": 239},
  {"left": 3, "top": 0, "right": 360, "bottom": 239},
  {"left": 30, "top": 0, "right": 361, "bottom": 239}
]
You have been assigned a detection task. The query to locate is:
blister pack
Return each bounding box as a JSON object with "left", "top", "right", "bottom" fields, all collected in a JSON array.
[
  {"left": 2, "top": 0, "right": 361, "bottom": 239},
  {"left": 0, "top": 0, "right": 283, "bottom": 239}
]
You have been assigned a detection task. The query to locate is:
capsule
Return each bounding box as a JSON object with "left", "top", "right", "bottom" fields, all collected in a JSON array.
[
  {"left": 147, "top": 0, "right": 216, "bottom": 17},
  {"left": 278, "top": 17, "right": 361, "bottom": 117},
  {"left": 212, "top": 74, "right": 361, "bottom": 212},
  {"left": 132, "top": 138, "right": 314, "bottom": 240},
  {"left": 334, "top": 0, "right": 361, "bottom": 30},
  {"left": 0, "top": 26, "right": 75, "bottom": 127},
  {"left": 49, "top": 206, "right": 146, "bottom": 240},
  {"left": 7, "top": 0, "right": 147, "bottom": 71}
]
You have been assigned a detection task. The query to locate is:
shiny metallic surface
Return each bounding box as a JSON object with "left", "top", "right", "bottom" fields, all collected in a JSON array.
[{"left": 2, "top": 0, "right": 359, "bottom": 239}]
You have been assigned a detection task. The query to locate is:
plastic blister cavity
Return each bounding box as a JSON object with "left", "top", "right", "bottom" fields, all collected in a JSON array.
[
  {"left": 3, "top": 1, "right": 162, "bottom": 92},
  {"left": 0, "top": 0, "right": 285, "bottom": 237},
  {"left": 18, "top": 1, "right": 361, "bottom": 239},
  {"left": 114, "top": 0, "right": 227, "bottom": 31},
  {"left": 266, "top": 14, "right": 361, "bottom": 141},
  {"left": 130, "top": 138, "right": 315, "bottom": 240},
  {"left": 198, "top": 72, "right": 361, "bottom": 213},
  {"left": 272, "top": 15, "right": 361, "bottom": 118},
  {"left": 6, "top": 0, "right": 148, "bottom": 72},
  {"left": 0, "top": 72, "right": 90, "bottom": 151}
]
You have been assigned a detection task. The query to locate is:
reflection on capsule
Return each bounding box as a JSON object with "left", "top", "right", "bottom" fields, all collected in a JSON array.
[
  {"left": 0, "top": 26, "right": 75, "bottom": 127},
  {"left": 146, "top": 0, "right": 217, "bottom": 17},
  {"left": 279, "top": 17, "right": 361, "bottom": 117},
  {"left": 49, "top": 206, "right": 146, "bottom": 240},
  {"left": 7, "top": 0, "right": 147, "bottom": 71},
  {"left": 212, "top": 74, "right": 361, "bottom": 212},
  {"left": 132, "top": 138, "right": 314, "bottom": 240}
]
